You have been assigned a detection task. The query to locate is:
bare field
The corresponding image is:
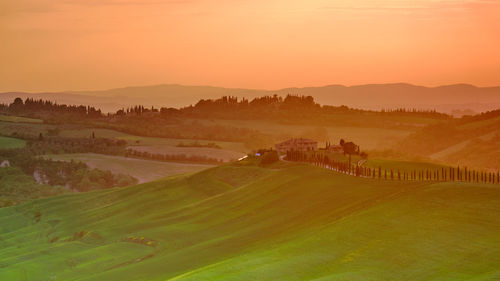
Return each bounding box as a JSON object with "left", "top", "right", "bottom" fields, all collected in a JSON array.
[
  {"left": 44, "top": 153, "right": 213, "bottom": 183},
  {"left": 127, "top": 145, "right": 245, "bottom": 162}
]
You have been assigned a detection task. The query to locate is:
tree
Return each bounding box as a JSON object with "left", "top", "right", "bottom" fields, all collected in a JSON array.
[
  {"left": 261, "top": 151, "right": 279, "bottom": 165},
  {"left": 339, "top": 139, "right": 345, "bottom": 147},
  {"left": 342, "top": 141, "right": 357, "bottom": 171}
]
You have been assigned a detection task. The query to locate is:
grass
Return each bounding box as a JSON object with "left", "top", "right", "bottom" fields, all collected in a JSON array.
[
  {"left": 193, "top": 118, "right": 412, "bottom": 150},
  {"left": 128, "top": 146, "right": 245, "bottom": 162},
  {"left": 43, "top": 153, "right": 214, "bottom": 183},
  {"left": 0, "top": 121, "right": 54, "bottom": 138},
  {"left": 60, "top": 128, "right": 247, "bottom": 162},
  {"left": 59, "top": 128, "right": 247, "bottom": 153},
  {"left": 0, "top": 136, "right": 26, "bottom": 149},
  {"left": 0, "top": 161, "right": 498, "bottom": 280},
  {"left": 0, "top": 114, "right": 42, "bottom": 123},
  {"left": 457, "top": 115, "right": 500, "bottom": 130},
  {"left": 364, "top": 158, "right": 447, "bottom": 173}
]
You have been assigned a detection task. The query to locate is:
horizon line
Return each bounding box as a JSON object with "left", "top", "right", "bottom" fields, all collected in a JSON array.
[{"left": 2, "top": 82, "right": 500, "bottom": 94}]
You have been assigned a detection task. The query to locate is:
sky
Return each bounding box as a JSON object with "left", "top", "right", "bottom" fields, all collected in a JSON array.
[{"left": 1, "top": 0, "right": 500, "bottom": 92}]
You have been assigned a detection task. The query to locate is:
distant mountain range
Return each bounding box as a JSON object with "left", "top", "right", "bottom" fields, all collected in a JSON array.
[{"left": 1, "top": 83, "right": 499, "bottom": 115}]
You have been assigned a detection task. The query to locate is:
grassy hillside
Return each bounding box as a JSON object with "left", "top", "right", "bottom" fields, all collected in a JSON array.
[
  {"left": 0, "top": 161, "right": 498, "bottom": 280},
  {"left": 398, "top": 110, "right": 500, "bottom": 170},
  {"left": 0, "top": 121, "right": 54, "bottom": 139},
  {"left": 0, "top": 115, "right": 42, "bottom": 123},
  {"left": 0, "top": 136, "right": 26, "bottom": 149},
  {"left": 364, "top": 158, "right": 446, "bottom": 173},
  {"left": 195, "top": 119, "right": 412, "bottom": 150}
]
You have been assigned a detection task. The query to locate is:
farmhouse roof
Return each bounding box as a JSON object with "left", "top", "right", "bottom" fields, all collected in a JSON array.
[{"left": 277, "top": 138, "right": 317, "bottom": 145}]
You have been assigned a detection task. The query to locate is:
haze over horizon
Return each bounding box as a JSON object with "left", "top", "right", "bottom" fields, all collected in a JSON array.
[
  {"left": 2, "top": 0, "right": 500, "bottom": 92},
  {"left": 3, "top": 81, "right": 500, "bottom": 94}
]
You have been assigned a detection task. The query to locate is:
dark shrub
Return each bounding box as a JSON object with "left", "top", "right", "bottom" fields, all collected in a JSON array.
[{"left": 261, "top": 151, "right": 279, "bottom": 165}]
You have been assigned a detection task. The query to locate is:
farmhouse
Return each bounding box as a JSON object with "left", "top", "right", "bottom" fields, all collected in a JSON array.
[
  {"left": 326, "top": 144, "right": 344, "bottom": 154},
  {"left": 275, "top": 138, "right": 318, "bottom": 154}
]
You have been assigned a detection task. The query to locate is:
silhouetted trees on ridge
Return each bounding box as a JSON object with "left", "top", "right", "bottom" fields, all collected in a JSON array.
[{"left": 0, "top": 98, "right": 102, "bottom": 119}]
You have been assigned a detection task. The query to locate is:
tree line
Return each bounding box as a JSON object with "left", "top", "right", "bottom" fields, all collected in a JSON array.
[
  {"left": 125, "top": 149, "right": 225, "bottom": 164},
  {"left": 0, "top": 98, "right": 102, "bottom": 120},
  {"left": 285, "top": 150, "right": 500, "bottom": 184}
]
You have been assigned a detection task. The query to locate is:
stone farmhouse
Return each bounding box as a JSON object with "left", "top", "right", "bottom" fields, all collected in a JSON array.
[{"left": 275, "top": 138, "right": 318, "bottom": 154}]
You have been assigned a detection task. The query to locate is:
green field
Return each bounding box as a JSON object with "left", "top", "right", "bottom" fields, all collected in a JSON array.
[
  {"left": 0, "top": 121, "right": 54, "bottom": 138},
  {"left": 44, "top": 153, "right": 214, "bottom": 183},
  {"left": 0, "top": 136, "right": 26, "bottom": 149},
  {"left": 364, "top": 158, "right": 447, "bottom": 173},
  {"left": 0, "top": 114, "right": 42, "bottom": 123},
  {"left": 0, "top": 161, "right": 498, "bottom": 280}
]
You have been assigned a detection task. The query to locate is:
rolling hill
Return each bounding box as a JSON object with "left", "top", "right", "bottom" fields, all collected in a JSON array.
[
  {"left": 2, "top": 83, "right": 499, "bottom": 114},
  {"left": 397, "top": 110, "right": 500, "bottom": 170},
  {"left": 0, "top": 160, "right": 498, "bottom": 280}
]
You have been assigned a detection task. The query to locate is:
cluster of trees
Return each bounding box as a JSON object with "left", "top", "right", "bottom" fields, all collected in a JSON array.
[
  {"left": 378, "top": 108, "right": 449, "bottom": 118},
  {"left": 192, "top": 94, "right": 318, "bottom": 110},
  {"left": 0, "top": 98, "right": 102, "bottom": 120},
  {"left": 115, "top": 105, "right": 159, "bottom": 116},
  {"left": 182, "top": 94, "right": 320, "bottom": 119},
  {"left": 260, "top": 150, "right": 279, "bottom": 165},
  {"left": 0, "top": 166, "right": 68, "bottom": 207},
  {"left": 33, "top": 158, "right": 136, "bottom": 191},
  {"left": 125, "top": 149, "right": 224, "bottom": 164},
  {"left": 0, "top": 148, "right": 137, "bottom": 193},
  {"left": 181, "top": 94, "right": 453, "bottom": 121}
]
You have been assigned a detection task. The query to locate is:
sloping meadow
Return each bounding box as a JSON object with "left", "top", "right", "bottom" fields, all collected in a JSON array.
[{"left": 0, "top": 161, "right": 499, "bottom": 280}]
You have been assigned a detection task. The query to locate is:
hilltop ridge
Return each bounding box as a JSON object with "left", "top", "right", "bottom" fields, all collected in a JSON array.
[{"left": 2, "top": 83, "right": 499, "bottom": 114}]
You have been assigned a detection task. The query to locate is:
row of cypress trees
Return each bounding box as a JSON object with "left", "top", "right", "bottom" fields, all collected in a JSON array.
[{"left": 285, "top": 150, "right": 500, "bottom": 184}]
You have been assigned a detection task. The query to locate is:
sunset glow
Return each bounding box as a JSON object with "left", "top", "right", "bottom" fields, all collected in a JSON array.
[{"left": 1, "top": 0, "right": 500, "bottom": 91}]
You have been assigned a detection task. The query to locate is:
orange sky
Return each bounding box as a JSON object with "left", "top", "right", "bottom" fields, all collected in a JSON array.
[{"left": 1, "top": 0, "right": 500, "bottom": 92}]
